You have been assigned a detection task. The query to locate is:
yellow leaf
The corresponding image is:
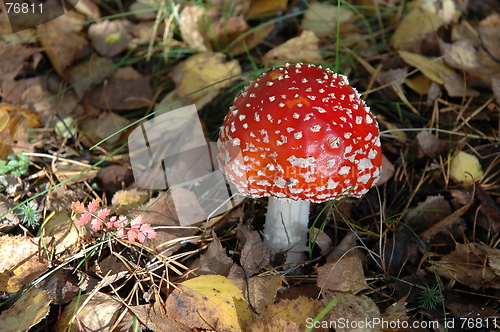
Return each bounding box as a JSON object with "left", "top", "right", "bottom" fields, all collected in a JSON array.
[
  {"left": 0, "top": 109, "right": 10, "bottom": 133},
  {"left": 398, "top": 50, "right": 454, "bottom": 84},
  {"left": 0, "top": 287, "right": 51, "bottom": 332},
  {"left": 166, "top": 275, "right": 253, "bottom": 331},
  {"left": 391, "top": 7, "right": 443, "bottom": 51},
  {"left": 450, "top": 151, "right": 483, "bottom": 186}
]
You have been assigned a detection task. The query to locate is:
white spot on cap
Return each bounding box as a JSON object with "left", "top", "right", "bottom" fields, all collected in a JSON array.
[
  {"left": 327, "top": 179, "right": 339, "bottom": 189},
  {"left": 293, "top": 113, "right": 300, "bottom": 119},
  {"left": 266, "top": 163, "right": 275, "bottom": 171},
  {"left": 231, "top": 138, "right": 241, "bottom": 146},
  {"left": 344, "top": 132, "right": 352, "bottom": 139},
  {"left": 242, "top": 123, "right": 248, "bottom": 129},
  {"left": 250, "top": 93, "right": 256, "bottom": 98},
  {"left": 254, "top": 83, "right": 259, "bottom": 88},
  {"left": 254, "top": 113, "right": 260, "bottom": 122},
  {"left": 267, "top": 114, "right": 273, "bottom": 122},
  {"left": 339, "top": 166, "right": 351, "bottom": 175},
  {"left": 239, "top": 114, "right": 246, "bottom": 121},
  {"left": 294, "top": 131, "right": 303, "bottom": 139},
  {"left": 279, "top": 103, "right": 285, "bottom": 107},
  {"left": 366, "top": 114, "right": 374, "bottom": 124},
  {"left": 287, "top": 155, "right": 316, "bottom": 168},
  {"left": 326, "top": 159, "right": 336, "bottom": 168},
  {"left": 313, "top": 106, "right": 326, "bottom": 113},
  {"left": 331, "top": 138, "right": 341, "bottom": 148},
  {"left": 357, "top": 173, "right": 371, "bottom": 184},
  {"left": 269, "top": 96, "right": 276, "bottom": 102},
  {"left": 356, "top": 116, "right": 363, "bottom": 124},
  {"left": 358, "top": 158, "right": 373, "bottom": 170},
  {"left": 302, "top": 78, "right": 308, "bottom": 83},
  {"left": 266, "top": 81, "right": 274, "bottom": 86},
  {"left": 311, "top": 125, "right": 321, "bottom": 132},
  {"left": 368, "top": 149, "right": 378, "bottom": 159}
]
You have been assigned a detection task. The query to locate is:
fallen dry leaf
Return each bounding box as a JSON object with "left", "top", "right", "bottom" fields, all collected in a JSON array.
[
  {"left": 129, "top": 302, "right": 191, "bottom": 332},
  {"left": 450, "top": 151, "right": 484, "bottom": 185},
  {"left": 64, "top": 55, "right": 116, "bottom": 99},
  {"left": 88, "top": 19, "right": 132, "bottom": 57},
  {"left": 0, "top": 106, "right": 33, "bottom": 159},
  {"left": 302, "top": 2, "right": 355, "bottom": 37},
  {"left": 179, "top": 5, "right": 213, "bottom": 52},
  {"left": 405, "top": 195, "right": 451, "bottom": 233},
  {"left": 246, "top": 0, "right": 287, "bottom": 17},
  {"left": 323, "top": 292, "right": 382, "bottom": 331},
  {"left": 263, "top": 30, "right": 322, "bottom": 66},
  {"left": 228, "top": 22, "right": 274, "bottom": 56},
  {"left": 36, "top": 11, "right": 89, "bottom": 76},
  {"left": 165, "top": 275, "right": 254, "bottom": 331},
  {"left": 81, "top": 111, "right": 131, "bottom": 145},
  {"left": 89, "top": 66, "right": 153, "bottom": 111},
  {"left": 391, "top": 7, "right": 443, "bottom": 52},
  {"left": 431, "top": 242, "right": 498, "bottom": 290},
  {"left": 232, "top": 275, "right": 282, "bottom": 314},
  {"left": 317, "top": 255, "right": 368, "bottom": 294},
  {"left": 112, "top": 188, "right": 149, "bottom": 215},
  {"left": 170, "top": 52, "right": 241, "bottom": 105},
  {"left": 0, "top": 287, "right": 51, "bottom": 332},
  {"left": 132, "top": 192, "right": 200, "bottom": 253},
  {"left": 254, "top": 296, "right": 326, "bottom": 332},
  {"left": 238, "top": 224, "right": 271, "bottom": 276},
  {"left": 37, "top": 268, "right": 80, "bottom": 305},
  {"left": 398, "top": 50, "right": 455, "bottom": 85},
  {"left": 0, "top": 236, "right": 52, "bottom": 292},
  {"left": 54, "top": 292, "right": 129, "bottom": 332},
  {"left": 191, "top": 239, "right": 234, "bottom": 276},
  {"left": 45, "top": 185, "right": 86, "bottom": 213},
  {"left": 42, "top": 211, "right": 90, "bottom": 255}
]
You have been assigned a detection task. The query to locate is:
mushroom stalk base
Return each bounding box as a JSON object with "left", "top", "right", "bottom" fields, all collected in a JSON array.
[{"left": 262, "top": 197, "right": 310, "bottom": 265}]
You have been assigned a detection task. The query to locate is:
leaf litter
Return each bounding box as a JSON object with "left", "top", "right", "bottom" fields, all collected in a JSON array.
[{"left": 0, "top": 0, "right": 500, "bottom": 331}]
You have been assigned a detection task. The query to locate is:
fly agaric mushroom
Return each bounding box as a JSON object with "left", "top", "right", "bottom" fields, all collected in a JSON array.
[{"left": 217, "top": 63, "right": 382, "bottom": 265}]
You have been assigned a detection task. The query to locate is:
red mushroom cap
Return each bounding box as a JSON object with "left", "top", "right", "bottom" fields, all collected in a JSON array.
[{"left": 217, "top": 63, "right": 382, "bottom": 203}]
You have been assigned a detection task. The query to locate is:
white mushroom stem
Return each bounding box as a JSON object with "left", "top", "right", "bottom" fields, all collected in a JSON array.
[{"left": 262, "top": 197, "right": 310, "bottom": 265}]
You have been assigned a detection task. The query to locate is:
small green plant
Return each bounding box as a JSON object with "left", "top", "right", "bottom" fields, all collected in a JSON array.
[
  {"left": 18, "top": 201, "right": 42, "bottom": 228},
  {"left": 0, "top": 152, "right": 30, "bottom": 177},
  {"left": 417, "top": 284, "right": 444, "bottom": 311}
]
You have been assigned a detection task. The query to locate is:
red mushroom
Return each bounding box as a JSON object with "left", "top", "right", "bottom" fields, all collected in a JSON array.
[{"left": 217, "top": 63, "right": 382, "bottom": 265}]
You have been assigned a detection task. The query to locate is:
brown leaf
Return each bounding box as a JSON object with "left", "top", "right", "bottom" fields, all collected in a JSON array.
[
  {"left": 0, "top": 42, "right": 41, "bottom": 79},
  {"left": 179, "top": 5, "right": 213, "bottom": 52},
  {"left": 88, "top": 19, "right": 132, "bottom": 57},
  {"left": 238, "top": 224, "right": 271, "bottom": 276},
  {"left": 191, "top": 239, "right": 234, "bottom": 276},
  {"left": 0, "top": 107, "right": 33, "bottom": 160},
  {"left": 232, "top": 275, "right": 283, "bottom": 314},
  {"left": 260, "top": 296, "right": 326, "bottom": 332},
  {"left": 478, "top": 13, "right": 500, "bottom": 61},
  {"left": 89, "top": 66, "right": 153, "bottom": 110},
  {"left": 36, "top": 11, "right": 89, "bottom": 76},
  {"left": 0, "top": 236, "right": 52, "bottom": 292},
  {"left": 54, "top": 292, "right": 128, "bottom": 332},
  {"left": 324, "top": 292, "right": 382, "bottom": 331},
  {"left": 129, "top": 302, "right": 191, "bottom": 332},
  {"left": 302, "top": 2, "right": 355, "bottom": 37},
  {"left": 81, "top": 111, "right": 131, "bottom": 145},
  {"left": 247, "top": 0, "right": 287, "bottom": 17},
  {"left": 405, "top": 195, "right": 451, "bottom": 233},
  {"left": 97, "top": 165, "right": 134, "bottom": 195},
  {"left": 317, "top": 255, "right": 368, "bottom": 293},
  {"left": 0, "top": 287, "right": 51, "bottom": 331},
  {"left": 132, "top": 192, "right": 200, "bottom": 254},
  {"left": 64, "top": 55, "right": 115, "bottom": 99},
  {"left": 37, "top": 268, "right": 80, "bottom": 305},
  {"left": 432, "top": 242, "right": 498, "bottom": 290},
  {"left": 417, "top": 130, "right": 446, "bottom": 158},
  {"left": 0, "top": 194, "right": 21, "bottom": 232},
  {"left": 263, "top": 30, "right": 322, "bottom": 66},
  {"left": 45, "top": 185, "right": 86, "bottom": 213}
]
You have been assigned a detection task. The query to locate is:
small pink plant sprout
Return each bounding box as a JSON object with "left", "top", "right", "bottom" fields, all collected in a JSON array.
[{"left": 70, "top": 199, "right": 157, "bottom": 243}]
